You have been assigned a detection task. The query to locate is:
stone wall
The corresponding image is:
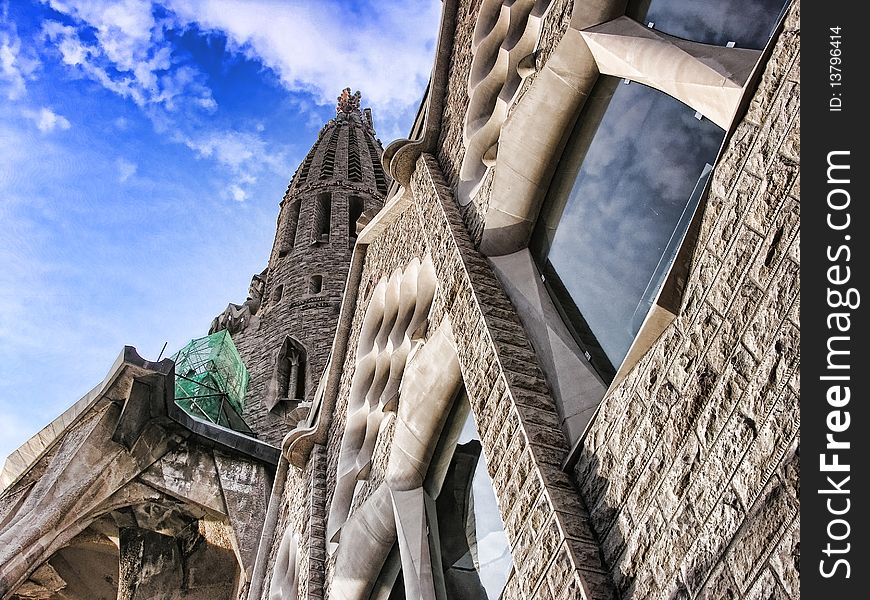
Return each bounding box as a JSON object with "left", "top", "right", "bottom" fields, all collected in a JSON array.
[
  {"left": 313, "top": 155, "right": 615, "bottom": 600},
  {"left": 228, "top": 115, "right": 386, "bottom": 445},
  {"left": 260, "top": 446, "right": 328, "bottom": 600},
  {"left": 571, "top": 3, "right": 800, "bottom": 598},
  {"left": 259, "top": 1, "right": 800, "bottom": 598}
]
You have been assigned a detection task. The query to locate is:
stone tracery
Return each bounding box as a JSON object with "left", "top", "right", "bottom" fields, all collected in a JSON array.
[
  {"left": 459, "top": 0, "right": 555, "bottom": 205},
  {"left": 268, "top": 529, "right": 300, "bottom": 600},
  {"left": 328, "top": 318, "right": 465, "bottom": 600},
  {"left": 326, "top": 256, "right": 438, "bottom": 547}
]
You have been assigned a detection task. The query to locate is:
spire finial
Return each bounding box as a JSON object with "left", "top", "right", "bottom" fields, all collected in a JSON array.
[{"left": 336, "top": 88, "right": 362, "bottom": 114}]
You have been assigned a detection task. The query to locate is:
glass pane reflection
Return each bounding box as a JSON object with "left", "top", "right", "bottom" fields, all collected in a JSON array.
[
  {"left": 436, "top": 411, "right": 512, "bottom": 599},
  {"left": 534, "top": 78, "right": 723, "bottom": 369},
  {"left": 631, "top": 0, "right": 788, "bottom": 48}
]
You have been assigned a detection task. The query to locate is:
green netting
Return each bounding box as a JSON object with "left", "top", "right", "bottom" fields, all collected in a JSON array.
[{"left": 170, "top": 330, "right": 252, "bottom": 433}]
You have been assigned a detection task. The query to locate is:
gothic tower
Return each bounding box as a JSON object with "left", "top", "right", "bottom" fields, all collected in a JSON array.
[{"left": 210, "top": 89, "right": 389, "bottom": 445}]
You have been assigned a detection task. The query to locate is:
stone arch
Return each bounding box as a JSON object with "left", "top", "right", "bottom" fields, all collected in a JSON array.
[{"left": 265, "top": 337, "right": 309, "bottom": 412}]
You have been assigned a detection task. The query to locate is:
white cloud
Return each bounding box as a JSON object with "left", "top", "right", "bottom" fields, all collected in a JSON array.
[
  {"left": 1, "top": 19, "right": 40, "bottom": 100},
  {"left": 24, "top": 107, "right": 72, "bottom": 132},
  {"left": 180, "top": 128, "right": 290, "bottom": 201},
  {"left": 35, "top": 0, "right": 440, "bottom": 202},
  {"left": 164, "top": 0, "right": 440, "bottom": 114},
  {"left": 40, "top": 1, "right": 440, "bottom": 130},
  {"left": 116, "top": 157, "right": 137, "bottom": 182},
  {"left": 41, "top": 1, "right": 216, "bottom": 111},
  {"left": 182, "top": 130, "right": 257, "bottom": 169},
  {"left": 229, "top": 184, "right": 247, "bottom": 202}
]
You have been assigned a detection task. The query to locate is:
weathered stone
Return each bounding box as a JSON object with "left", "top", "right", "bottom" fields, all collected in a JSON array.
[{"left": 726, "top": 477, "right": 797, "bottom": 591}]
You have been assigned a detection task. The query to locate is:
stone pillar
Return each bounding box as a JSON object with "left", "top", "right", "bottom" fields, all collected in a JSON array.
[{"left": 118, "top": 527, "right": 183, "bottom": 600}]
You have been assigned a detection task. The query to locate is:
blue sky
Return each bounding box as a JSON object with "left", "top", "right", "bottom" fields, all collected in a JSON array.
[{"left": 0, "top": 0, "right": 440, "bottom": 462}]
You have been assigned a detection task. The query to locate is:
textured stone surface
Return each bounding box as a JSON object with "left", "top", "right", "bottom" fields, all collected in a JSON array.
[
  {"left": 258, "top": 138, "right": 612, "bottom": 599},
  {"left": 437, "top": 0, "right": 575, "bottom": 245},
  {"left": 222, "top": 107, "right": 389, "bottom": 445},
  {"left": 571, "top": 3, "right": 800, "bottom": 598},
  {"left": 222, "top": 2, "right": 799, "bottom": 599}
]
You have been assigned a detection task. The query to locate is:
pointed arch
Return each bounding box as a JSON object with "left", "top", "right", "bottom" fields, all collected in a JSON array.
[{"left": 265, "top": 337, "right": 308, "bottom": 411}]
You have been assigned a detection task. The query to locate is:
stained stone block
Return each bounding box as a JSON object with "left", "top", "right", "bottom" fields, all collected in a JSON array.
[{"left": 118, "top": 528, "right": 183, "bottom": 600}]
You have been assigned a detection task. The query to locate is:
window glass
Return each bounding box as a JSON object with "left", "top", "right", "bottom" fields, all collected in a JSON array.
[
  {"left": 533, "top": 77, "right": 723, "bottom": 370},
  {"left": 435, "top": 411, "right": 512, "bottom": 599},
  {"left": 631, "top": 0, "right": 788, "bottom": 48}
]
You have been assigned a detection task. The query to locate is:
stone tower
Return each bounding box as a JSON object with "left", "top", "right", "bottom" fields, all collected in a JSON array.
[{"left": 210, "top": 88, "right": 389, "bottom": 445}]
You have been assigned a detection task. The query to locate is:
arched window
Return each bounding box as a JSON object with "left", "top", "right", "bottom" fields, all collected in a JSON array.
[
  {"left": 265, "top": 337, "right": 307, "bottom": 410},
  {"left": 348, "top": 195, "right": 365, "bottom": 241},
  {"left": 531, "top": 76, "right": 724, "bottom": 379}
]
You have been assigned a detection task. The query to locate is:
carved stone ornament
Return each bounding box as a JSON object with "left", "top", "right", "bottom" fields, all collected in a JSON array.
[
  {"left": 209, "top": 269, "right": 268, "bottom": 335},
  {"left": 336, "top": 88, "right": 362, "bottom": 114}
]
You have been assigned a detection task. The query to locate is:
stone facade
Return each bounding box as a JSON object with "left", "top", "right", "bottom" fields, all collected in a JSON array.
[
  {"left": 0, "top": 1, "right": 800, "bottom": 599},
  {"left": 255, "top": 0, "right": 800, "bottom": 598},
  {"left": 572, "top": 5, "right": 801, "bottom": 598}
]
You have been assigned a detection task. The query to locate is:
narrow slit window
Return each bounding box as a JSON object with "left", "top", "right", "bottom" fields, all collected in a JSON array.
[
  {"left": 313, "top": 192, "right": 332, "bottom": 243},
  {"left": 367, "top": 137, "right": 388, "bottom": 195},
  {"left": 278, "top": 198, "right": 301, "bottom": 257},
  {"left": 309, "top": 275, "right": 323, "bottom": 295},
  {"left": 348, "top": 128, "right": 363, "bottom": 182},
  {"left": 320, "top": 128, "right": 339, "bottom": 180},
  {"left": 296, "top": 151, "right": 315, "bottom": 184},
  {"left": 348, "top": 195, "right": 365, "bottom": 241}
]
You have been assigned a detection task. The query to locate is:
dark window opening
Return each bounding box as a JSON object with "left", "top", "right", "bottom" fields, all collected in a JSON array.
[
  {"left": 387, "top": 571, "right": 406, "bottom": 600},
  {"left": 320, "top": 128, "right": 339, "bottom": 180},
  {"left": 348, "top": 195, "right": 365, "bottom": 241},
  {"left": 296, "top": 151, "right": 315, "bottom": 184},
  {"left": 272, "top": 284, "right": 284, "bottom": 303},
  {"left": 309, "top": 275, "right": 323, "bottom": 295},
  {"left": 313, "top": 192, "right": 332, "bottom": 243},
  {"left": 367, "top": 136, "right": 389, "bottom": 196},
  {"left": 274, "top": 338, "right": 306, "bottom": 403},
  {"left": 278, "top": 198, "right": 301, "bottom": 257},
  {"left": 425, "top": 392, "right": 512, "bottom": 600},
  {"left": 348, "top": 128, "right": 363, "bottom": 182}
]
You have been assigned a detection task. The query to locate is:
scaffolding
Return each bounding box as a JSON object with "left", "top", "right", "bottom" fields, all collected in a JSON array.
[{"left": 170, "top": 330, "right": 253, "bottom": 435}]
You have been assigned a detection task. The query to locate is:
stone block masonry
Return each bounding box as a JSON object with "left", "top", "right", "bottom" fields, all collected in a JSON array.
[
  {"left": 571, "top": 3, "right": 800, "bottom": 598},
  {"left": 218, "top": 101, "right": 388, "bottom": 446},
  {"left": 312, "top": 148, "right": 616, "bottom": 600}
]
